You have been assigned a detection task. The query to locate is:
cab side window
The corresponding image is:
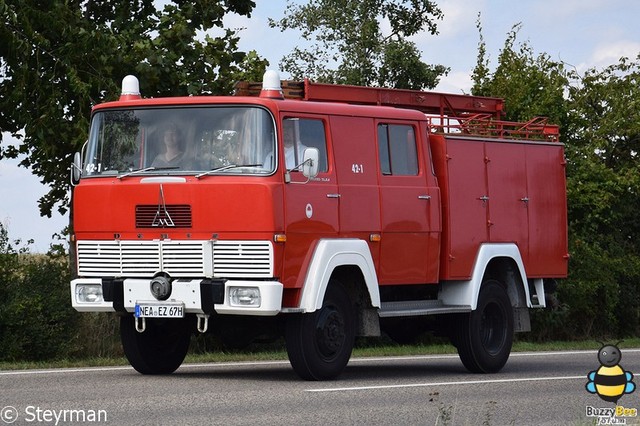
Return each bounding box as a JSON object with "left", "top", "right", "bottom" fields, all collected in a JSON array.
[
  {"left": 283, "top": 118, "right": 328, "bottom": 172},
  {"left": 378, "top": 124, "right": 418, "bottom": 175}
]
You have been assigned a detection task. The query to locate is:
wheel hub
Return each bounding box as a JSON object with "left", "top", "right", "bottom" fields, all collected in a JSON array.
[
  {"left": 481, "top": 301, "right": 507, "bottom": 355},
  {"left": 315, "top": 307, "right": 345, "bottom": 358}
]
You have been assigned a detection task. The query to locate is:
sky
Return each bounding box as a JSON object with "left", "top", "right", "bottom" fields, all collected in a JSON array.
[{"left": 1, "top": 0, "right": 639, "bottom": 252}]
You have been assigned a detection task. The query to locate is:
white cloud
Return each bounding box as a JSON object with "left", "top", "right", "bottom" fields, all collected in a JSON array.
[
  {"left": 434, "top": 70, "right": 474, "bottom": 94},
  {"left": 436, "top": 0, "right": 485, "bottom": 39},
  {"left": 411, "top": 0, "right": 484, "bottom": 48},
  {"left": 591, "top": 40, "right": 640, "bottom": 67}
]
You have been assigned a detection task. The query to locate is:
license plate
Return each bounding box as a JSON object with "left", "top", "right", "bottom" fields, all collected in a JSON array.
[{"left": 135, "top": 302, "right": 184, "bottom": 318}]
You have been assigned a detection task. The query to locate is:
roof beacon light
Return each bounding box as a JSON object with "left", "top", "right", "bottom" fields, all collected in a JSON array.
[
  {"left": 260, "top": 70, "right": 284, "bottom": 99},
  {"left": 120, "top": 75, "right": 141, "bottom": 101}
]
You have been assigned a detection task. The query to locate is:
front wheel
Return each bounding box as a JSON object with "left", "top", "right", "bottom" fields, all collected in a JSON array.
[
  {"left": 286, "top": 281, "right": 355, "bottom": 380},
  {"left": 452, "top": 280, "right": 514, "bottom": 373},
  {"left": 120, "top": 316, "right": 191, "bottom": 375}
]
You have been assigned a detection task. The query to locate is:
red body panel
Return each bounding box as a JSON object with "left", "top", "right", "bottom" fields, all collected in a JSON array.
[
  {"left": 430, "top": 134, "right": 568, "bottom": 280},
  {"left": 524, "top": 144, "right": 569, "bottom": 276},
  {"left": 73, "top": 176, "right": 284, "bottom": 240}
]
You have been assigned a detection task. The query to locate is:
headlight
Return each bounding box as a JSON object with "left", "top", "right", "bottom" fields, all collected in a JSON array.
[
  {"left": 229, "top": 287, "right": 261, "bottom": 307},
  {"left": 76, "top": 284, "right": 104, "bottom": 303}
]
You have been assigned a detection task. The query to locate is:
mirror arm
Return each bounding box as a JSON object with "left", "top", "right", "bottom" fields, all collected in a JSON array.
[
  {"left": 284, "top": 147, "right": 319, "bottom": 184},
  {"left": 285, "top": 158, "right": 312, "bottom": 185}
]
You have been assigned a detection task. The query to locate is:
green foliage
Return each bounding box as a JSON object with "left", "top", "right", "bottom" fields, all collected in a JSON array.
[
  {"left": 0, "top": 0, "right": 267, "bottom": 218},
  {"left": 0, "top": 223, "right": 78, "bottom": 361},
  {"left": 270, "top": 0, "right": 448, "bottom": 89},
  {"left": 562, "top": 57, "right": 640, "bottom": 339},
  {"left": 565, "top": 57, "right": 640, "bottom": 247},
  {"left": 472, "top": 21, "right": 568, "bottom": 126}
]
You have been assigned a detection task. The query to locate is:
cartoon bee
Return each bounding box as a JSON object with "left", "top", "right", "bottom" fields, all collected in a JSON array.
[{"left": 586, "top": 342, "right": 635, "bottom": 403}]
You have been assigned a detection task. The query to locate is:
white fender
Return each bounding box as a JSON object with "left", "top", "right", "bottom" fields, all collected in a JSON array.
[
  {"left": 297, "top": 239, "right": 381, "bottom": 312},
  {"left": 439, "top": 243, "right": 534, "bottom": 310}
]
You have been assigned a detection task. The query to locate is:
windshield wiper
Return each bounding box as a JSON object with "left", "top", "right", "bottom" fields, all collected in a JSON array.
[
  {"left": 117, "top": 166, "right": 179, "bottom": 179},
  {"left": 195, "top": 164, "right": 264, "bottom": 179}
]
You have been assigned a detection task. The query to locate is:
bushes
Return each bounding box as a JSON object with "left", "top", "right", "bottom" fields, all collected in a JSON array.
[
  {"left": 1, "top": 257, "right": 77, "bottom": 360},
  {"left": 0, "top": 223, "right": 126, "bottom": 361},
  {"left": 528, "top": 238, "right": 640, "bottom": 342},
  {"left": 0, "top": 225, "right": 78, "bottom": 361}
]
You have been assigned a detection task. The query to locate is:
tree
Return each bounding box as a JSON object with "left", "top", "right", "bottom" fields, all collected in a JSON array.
[
  {"left": 562, "top": 56, "right": 640, "bottom": 337},
  {"left": 0, "top": 0, "right": 268, "bottom": 218},
  {"left": 566, "top": 76, "right": 640, "bottom": 248},
  {"left": 472, "top": 21, "right": 568, "bottom": 126},
  {"left": 269, "top": 0, "right": 448, "bottom": 89}
]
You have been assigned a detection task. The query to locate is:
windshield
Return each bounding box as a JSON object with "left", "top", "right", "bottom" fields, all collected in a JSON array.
[{"left": 83, "top": 106, "right": 276, "bottom": 176}]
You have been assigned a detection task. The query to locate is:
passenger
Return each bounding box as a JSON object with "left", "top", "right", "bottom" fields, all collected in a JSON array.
[
  {"left": 225, "top": 140, "right": 245, "bottom": 165},
  {"left": 263, "top": 120, "right": 310, "bottom": 170},
  {"left": 283, "top": 121, "right": 308, "bottom": 169},
  {"left": 152, "top": 123, "right": 188, "bottom": 168}
]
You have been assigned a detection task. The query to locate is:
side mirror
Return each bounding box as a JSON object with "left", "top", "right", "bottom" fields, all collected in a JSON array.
[
  {"left": 301, "top": 147, "right": 319, "bottom": 179},
  {"left": 70, "top": 151, "right": 82, "bottom": 185}
]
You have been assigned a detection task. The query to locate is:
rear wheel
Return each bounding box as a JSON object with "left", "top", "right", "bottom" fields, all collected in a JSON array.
[
  {"left": 452, "top": 280, "right": 513, "bottom": 373},
  {"left": 121, "top": 316, "right": 191, "bottom": 374},
  {"left": 286, "top": 281, "right": 355, "bottom": 380}
]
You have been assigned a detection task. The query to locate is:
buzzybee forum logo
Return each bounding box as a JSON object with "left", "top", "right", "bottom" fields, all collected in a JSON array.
[
  {"left": 585, "top": 342, "right": 637, "bottom": 424},
  {"left": 586, "top": 342, "right": 635, "bottom": 403}
]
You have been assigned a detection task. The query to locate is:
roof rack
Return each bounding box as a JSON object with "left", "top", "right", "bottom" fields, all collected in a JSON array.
[{"left": 234, "top": 79, "right": 560, "bottom": 142}]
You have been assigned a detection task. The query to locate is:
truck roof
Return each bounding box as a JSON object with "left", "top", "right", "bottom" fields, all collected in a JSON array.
[
  {"left": 94, "top": 74, "right": 560, "bottom": 142},
  {"left": 91, "top": 93, "right": 429, "bottom": 122}
]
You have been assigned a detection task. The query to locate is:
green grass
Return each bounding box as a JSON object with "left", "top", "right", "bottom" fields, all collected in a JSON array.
[{"left": 2, "top": 338, "right": 638, "bottom": 371}]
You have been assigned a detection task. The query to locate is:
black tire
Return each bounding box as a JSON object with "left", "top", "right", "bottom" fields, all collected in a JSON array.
[
  {"left": 452, "top": 280, "right": 513, "bottom": 373},
  {"left": 120, "top": 315, "right": 191, "bottom": 375},
  {"left": 285, "top": 281, "right": 355, "bottom": 380}
]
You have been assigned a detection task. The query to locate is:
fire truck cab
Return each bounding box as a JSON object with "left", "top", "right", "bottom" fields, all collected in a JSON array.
[{"left": 70, "top": 71, "right": 568, "bottom": 380}]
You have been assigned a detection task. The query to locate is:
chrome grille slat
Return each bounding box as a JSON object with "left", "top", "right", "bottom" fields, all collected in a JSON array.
[
  {"left": 212, "top": 241, "right": 273, "bottom": 278},
  {"left": 77, "top": 240, "right": 273, "bottom": 278}
]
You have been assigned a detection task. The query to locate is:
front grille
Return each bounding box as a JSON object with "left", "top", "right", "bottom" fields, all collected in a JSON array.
[
  {"left": 135, "top": 204, "right": 192, "bottom": 228},
  {"left": 77, "top": 240, "right": 273, "bottom": 278},
  {"left": 213, "top": 240, "right": 273, "bottom": 278}
]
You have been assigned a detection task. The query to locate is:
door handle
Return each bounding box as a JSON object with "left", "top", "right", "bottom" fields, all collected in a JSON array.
[
  {"left": 418, "top": 195, "right": 431, "bottom": 200},
  {"left": 326, "top": 193, "right": 341, "bottom": 199}
]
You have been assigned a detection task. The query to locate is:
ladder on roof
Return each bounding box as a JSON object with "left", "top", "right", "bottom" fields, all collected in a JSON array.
[
  {"left": 235, "top": 79, "right": 504, "bottom": 117},
  {"left": 234, "top": 79, "right": 560, "bottom": 142}
]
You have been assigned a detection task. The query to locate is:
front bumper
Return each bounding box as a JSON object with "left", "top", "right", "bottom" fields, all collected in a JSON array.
[{"left": 70, "top": 277, "right": 283, "bottom": 316}]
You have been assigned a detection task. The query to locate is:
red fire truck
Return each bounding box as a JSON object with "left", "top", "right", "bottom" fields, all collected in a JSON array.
[{"left": 70, "top": 70, "right": 568, "bottom": 380}]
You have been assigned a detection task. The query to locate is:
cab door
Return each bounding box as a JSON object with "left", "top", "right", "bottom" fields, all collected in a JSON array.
[
  {"left": 281, "top": 115, "right": 339, "bottom": 289},
  {"left": 377, "top": 122, "right": 432, "bottom": 285}
]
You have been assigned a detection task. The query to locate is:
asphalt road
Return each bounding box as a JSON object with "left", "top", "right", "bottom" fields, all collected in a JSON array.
[{"left": 2, "top": 349, "right": 640, "bottom": 425}]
